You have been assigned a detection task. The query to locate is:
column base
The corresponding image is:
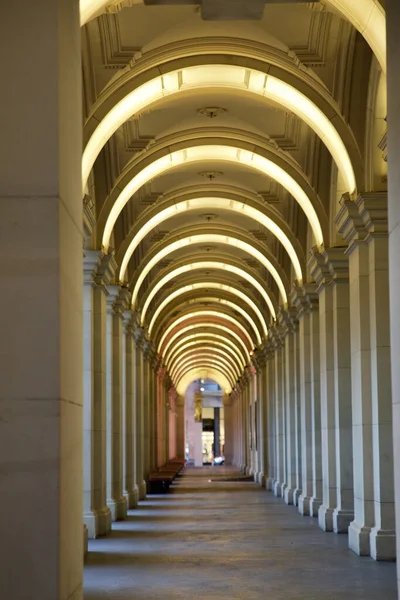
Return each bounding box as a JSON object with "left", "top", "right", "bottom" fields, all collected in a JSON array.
[
  {"left": 83, "top": 525, "right": 88, "bottom": 560},
  {"left": 298, "top": 495, "right": 311, "bottom": 516},
  {"left": 273, "top": 481, "right": 283, "bottom": 497},
  {"left": 107, "top": 496, "right": 128, "bottom": 521},
  {"left": 349, "top": 521, "right": 371, "bottom": 555},
  {"left": 293, "top": 488, "right": 302, "bottom": 506},
  {"left": 318, "top": 505, "right": 334, "bottom": 532},
  {"left": 258, "top": 472, "right": 266, "bottom": 487},
  {"left": 284, "top": 487, "right": 295, "bottom": 505},
  {"left": 309, "top": 496, "right": 322, "bottom": 518},
  {"left": 245, "top": 466, "right": 252, "bottom": 475},
  {"left": 266, "top": 477, "right": 275, "bottom": 491},
  {"left": 138, "top": 480, "right": 147, "bottom": 501},
  {"left": 333, "top": 508, "right": 353, "bottom": 534},
  {"left": 84, "top": 506, "right": 112, "bottom": 539},
  {"left": 124, "top": 489, "right": 138, "bottom": 509},
  {"left": 369, "top": 527, "right": 397, "bottom": 561}
]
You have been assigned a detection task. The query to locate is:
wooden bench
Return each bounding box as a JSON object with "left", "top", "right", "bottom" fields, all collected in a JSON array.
[{"left": 147, "top": 461, "right": 185, "bottom": 494}]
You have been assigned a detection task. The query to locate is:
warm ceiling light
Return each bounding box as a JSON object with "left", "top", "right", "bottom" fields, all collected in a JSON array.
[
  {"left": 200, "top": 379, "right": 205, "bottom": 384},
  {"left": 157, "top": 310, "right": 255, "bottom": 354},
  {"left": 165, "top": 334, "right": 247, "bottom": 369},
  {"left": 173, "top": 359, "right": 237, "bottom": 388},
  {"left": 83, "top": 65, "right": 357, "bottom": 202},
  {"left": 170, "top": 346, "right": 242, "bottom": 375},
  {"left": 80, "top": 1, "right": 385, "bottom": 74},
  {"left": 131, "top": 233, "right": 286, "bottom": 310},
  {"left": 102, "top": 145, "right": 324, "bottom": 257},
  {"left": 120, "top": 196, "right": 302, "bottom": 284},
  {"left": 172, "top": 355, "right": 239, "bottom": 383},
  {"left": 163, "top": 323, "right": 250, "bottom": 362},
  {"left": 140, "top": 261, "right": 277, "bottom": 325},
  {"left": 169, "top": 345, "right": 243, "bottom": 376},
  {"left": 150, "top": 295, "right": 262, "bottom": 345},
  {"left": 148, "top": 281, "right": 268, "bottom": 339},
  {"left": 176, "top": 367, "right": 231, "bottom": 396}
]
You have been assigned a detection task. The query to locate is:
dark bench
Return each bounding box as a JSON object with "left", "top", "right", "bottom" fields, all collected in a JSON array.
[{"left": 147, "top": 460, "right": 185, "bottom": 494}]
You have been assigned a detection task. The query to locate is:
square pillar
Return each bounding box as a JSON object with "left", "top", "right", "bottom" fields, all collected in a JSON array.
[
  {"left": 309, "top": 248, "right": 354, "bottom": 533},
  {"left": 0, "top": 1, "right": 83, "bottom": 597},
  {"left": 337, "top": 193, "right": 396, "bottom": 559}
]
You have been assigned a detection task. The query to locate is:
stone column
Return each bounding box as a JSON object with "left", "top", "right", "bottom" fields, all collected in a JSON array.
[
  {"left": 142, "top": 341, "right": 153, "bottom": 481},
  {"left": 83, "top": 253, "right": 113, "bottom": 538},
  {"left": 254, "top": 350, "right": 267, "bottom": 486},
  {"left": 0, "top": 2, "right": 83, "bottom": 597},
  {"left": 270, "top": 328, "right": 285, "bottom": 497},
  {"left": 133, "top": 327, "right": 146, "bottom": 500},
  {"left": 122, "top": 312, "right": 138, "bottom": 508},
  {"left": 266, "top": 345, "right": 276, "bottom": 491},
  {"left": 292, "top": 284, "right": 319, "bottom": 517},
  {"left": 309, "top": 248, "right": 354, "bottom": 533},
  {"left": 279, "top": 310, "right": 298, "bottom": 505},
  {"left": 105, "top": 287, "right": 128, "bottom": 521},
  {"left": 387, "top": 2, "right": 400, "bottom": 591},
  {"left": 337, "top": 193, "right": 395, "bottom": 559},
  {"left": 309, "top": 302, "right": 323, "bottom": 517},
  {"left": 176, "top": 394, "right": 186, "bottom": 460}
]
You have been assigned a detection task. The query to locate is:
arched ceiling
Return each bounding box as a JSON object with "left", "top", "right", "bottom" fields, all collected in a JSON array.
[{"left": 81, "top": 0, "right": 386, "bottom": 394}]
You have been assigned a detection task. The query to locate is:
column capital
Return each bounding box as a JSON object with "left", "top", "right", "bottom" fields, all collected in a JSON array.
[
  {"left": 83, "top": 250, "right": 118, "bottom": 287},
  {"left": 277, "top": 307, "right": 298, "bottom": 336},
  {"left": 335, "top": 192, "right": 388, "bottom": 252},
  {"left": 106, "top": 285, "right": 131, "bottom": 314},
  {"left": 308, "top": 246, "right": 349, "bottom": 292},
  {"left": 289, "top": 283, "right": 318, "bottom": 317},
  {"left": 133, "top": 326, "right": 145, "bottom": 348},
  {"left": 268, "top": 324, "right": 284, "bottom": 349}
]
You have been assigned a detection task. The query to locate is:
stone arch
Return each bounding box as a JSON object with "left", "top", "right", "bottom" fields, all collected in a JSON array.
[
  {"left": 117, "top": 182, "right": 304, "bottom": 285},
  {"left": 83, "top": 47, "right": 362, "bottom": 198}
]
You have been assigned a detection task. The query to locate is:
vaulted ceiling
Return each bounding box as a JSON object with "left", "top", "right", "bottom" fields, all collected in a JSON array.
[{"left": 81, "top": 0, "right": 386, "bottom": 393}]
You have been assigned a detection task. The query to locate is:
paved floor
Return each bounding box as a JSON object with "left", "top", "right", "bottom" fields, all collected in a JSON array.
[{"left": 84, "top": 468, "right": 397, "bottom": 600}]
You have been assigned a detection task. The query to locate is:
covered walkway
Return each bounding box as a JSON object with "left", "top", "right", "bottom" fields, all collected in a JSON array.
[{"left": 84, "top": 468, "right": 397, "bottom": 600}]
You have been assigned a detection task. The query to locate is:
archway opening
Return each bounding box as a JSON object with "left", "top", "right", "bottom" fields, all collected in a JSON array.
[{"left": 184, "top": 378, "right": 226, "bottom": 467}]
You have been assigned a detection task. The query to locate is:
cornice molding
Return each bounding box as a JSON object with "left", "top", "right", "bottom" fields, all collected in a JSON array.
[{"left": 335, "top": 191, "right": 388, "bottom": 253}]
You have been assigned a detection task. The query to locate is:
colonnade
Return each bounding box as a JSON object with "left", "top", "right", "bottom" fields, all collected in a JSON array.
[
  {"left": 231, "top": 192, "right": 396, "bottom": 561},
  {"left": 82, "top": 250, "right": 179, "bottom": 540}
]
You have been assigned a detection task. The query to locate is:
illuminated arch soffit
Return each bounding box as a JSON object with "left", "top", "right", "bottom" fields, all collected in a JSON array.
[
  {"left": 162, "top": 323, "right": 251, "bottom": 363},
  {"left": 157, "top": 310, "right": 255, "bottom": 354},
  {"left": 168, "top": 345, "right": 243, "bottom": 377},
  {"left": 171, "top": 354, "right": 240, "bottom": 383},
  {"left": 83, "top": 65, "right": 357, "bottom": 204},
  {"left": 148, "top": 282, "right": 268, "bottom": 339},
  {"left": 80, "top": 1, "right": 386, "bottom": 74},
  {"left": 140, "top": 261, "right": 277, "bottom": 325},
  {"left": 131, "top": 234, "right": 286, "bottom": 310},
  {"left": 165, "top": 334, "right": 248, "bottom": 370},
  {"left": 173, "top": 359, "right": 237, "bottom": 388},
  {"left": 120, "top": 197, "right": 300, "bottom": 286},
  {"left": 176, "top": 368, "right": 232, "bottom": 396},
  {"left": 103, "top": 145, "right": 325, "bottom": 256},
  {"left": 156, "top": 296, "right": 262, "bottom": 345}
]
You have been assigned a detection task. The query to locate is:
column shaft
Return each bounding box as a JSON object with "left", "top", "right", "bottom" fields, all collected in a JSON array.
[
  {"left": 122, "top": 315, "right": 137, "bottom": 508},
  {"left": 386, "top": 2, "right": 400, "bottom": 591},
  {"left": 0, "top": 1, "right": 83, "bottom": 596}
]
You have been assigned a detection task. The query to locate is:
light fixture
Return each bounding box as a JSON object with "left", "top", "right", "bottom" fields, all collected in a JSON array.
[
  {"left": 80, "top": 2, "right": 385, "bottom": 74},
  {"left": 147, "top": 281, "right": 268, "bottom": 339},
  {"left": 83, "top": 65, "right": 358, "bottom": 201},
  {"left": 157, "top": 310, "right": 255, "bottom": 354},
  {"left": 162, "top": 322, "right": 250, "bottom": 362},
  {"left": 102, "top": 145, "right": 324, "bottom": 259},
  {"left": 200, "top": 387, "right": 205, "bottom": 391},
  {"left": 120, "top": 196, "right": 302, "bottom": 285},
  {"left": 140, "top": 261, "right": 278, "bottom": 325},
  {"left": 130, "top": 233, "right": 286, "bottom": 312}
]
